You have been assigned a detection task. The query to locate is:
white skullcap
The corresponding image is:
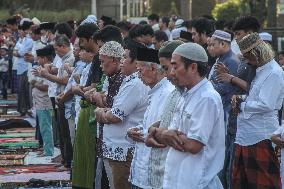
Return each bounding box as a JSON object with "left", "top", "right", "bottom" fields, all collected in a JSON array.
[
  {"left": 212, "top": 30, "right": 231, "bottom": 42},
  {"left": 80, "top": 15, "right": 97, "bottom": 25},
  {"left": 173, "top": 42, "right": 208, "bottom": 63},
  {"left": 259, "top": 32, "right": 272, "bottom": 42},
  {"left": 175, "top": 19, "right": 184, "bottom": 28},
  {"left": 171, "top": 27, "right": 187, "bottom": 40},
  {"left": 32, "top": 17, "right": 41, "bottom": 25},
  {"left": 20, "top": 18, "right": 32, "bottom": 26},
  {"left": 99, "top": 41, "right": 124, "bottom": 58}
]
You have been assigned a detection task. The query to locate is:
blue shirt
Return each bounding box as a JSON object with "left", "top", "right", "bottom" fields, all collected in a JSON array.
[
  {"left": 17, "top": 35, "right": 33, "bottom": 75},
  {"left": 210, "top": 49, "right": 240, "bottom": 111}
]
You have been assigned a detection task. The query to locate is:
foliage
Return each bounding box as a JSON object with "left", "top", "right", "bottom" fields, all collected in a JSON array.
[
  {"left": 150, "top": 0, "right": 179, "bottom": 16},
  {"left": 212, "top": 0, "right": 242, "bottom": 21},
  {"left": 0, "top": 9, "right": 91, "bottom": 22}
]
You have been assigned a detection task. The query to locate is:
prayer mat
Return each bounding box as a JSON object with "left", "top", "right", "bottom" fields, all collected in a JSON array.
[
  {"left": 0, "top": 164, "right": 66, "bottom": 175},
  {"left": 6, "top": 128, "right": 35, "bottom": 133},
  {"left": 0, "top": 137, "right": 35, "bottom": 143},
  {"left": 0, "top": 140, "right": 39, "bottom": 148},
  {"left": 0, "top": 154, "right": 26, "bottom": 166},
  {"left": 0, "top": 100, "right": 17, "bottom": 105},
  {"left": 0, "top": 132, "right": 35, "bottom": 138}
]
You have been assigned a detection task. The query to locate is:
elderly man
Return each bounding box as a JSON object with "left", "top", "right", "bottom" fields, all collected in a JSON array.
[
  {"left": 95, "top": 39, "right": 149, "bottom": 189},
  {"left": 145, "top": 40, "right": 184, "bottom": 189},
  {"left": 127, "top": 47, "right": 174, "bottom": 189},
  {"left": 232, "top": 33, "right": 284, "bottom": 189},
  {"left": 154, "top": 43, "right": 225, "bottom": 189}
]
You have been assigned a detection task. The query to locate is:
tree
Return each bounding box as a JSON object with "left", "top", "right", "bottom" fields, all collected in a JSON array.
[{"left": 212, "top": 0, "right": 241, "bottom": 21}]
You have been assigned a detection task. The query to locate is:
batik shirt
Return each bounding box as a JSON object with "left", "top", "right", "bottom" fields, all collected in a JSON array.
[{"left": 103, "top": 72, "right": 149, "bottom": 161}]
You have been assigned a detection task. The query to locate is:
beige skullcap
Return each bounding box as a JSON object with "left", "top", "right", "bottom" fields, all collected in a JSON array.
[
  {"left": 173, "top": 42, "right": 208, "bottom": 63},
  {"left": 99, "top": 41, "right": 124, "bottom": 58}
]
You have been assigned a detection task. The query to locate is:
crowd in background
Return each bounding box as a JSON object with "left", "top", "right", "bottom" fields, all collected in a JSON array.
[{"left": 0, "top": 12, "right": 284, "bottom": 189}]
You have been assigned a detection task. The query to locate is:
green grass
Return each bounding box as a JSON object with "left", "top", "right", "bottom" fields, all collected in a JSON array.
[{"left": 0, "top": 9, "right": 91, "bottom": 22}]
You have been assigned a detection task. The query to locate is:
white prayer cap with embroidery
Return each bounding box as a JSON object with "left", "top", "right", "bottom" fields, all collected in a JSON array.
[
  {"left": 80, "top": 15, "right": 97, "bottom": 25},
  {"left": 212, "top": 30, "right": 231, "bottom": 42},
  {"left": 99, "top": 41, "right": 124, "bottom": 58},
  {"left": 259, "top": 32, "right": 272, "bottom": 42}
]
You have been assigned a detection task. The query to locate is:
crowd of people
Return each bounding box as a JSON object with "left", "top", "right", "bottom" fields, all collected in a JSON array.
[{"left": 1, "top": 12, "right": 284, "bottom": 189}]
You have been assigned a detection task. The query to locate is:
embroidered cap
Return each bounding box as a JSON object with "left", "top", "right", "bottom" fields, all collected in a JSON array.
[
  {"left": 80, "top": 15, "right": 97, "bottom": 25},
  {"left": 259, "top": 32, "right": 272, "bottom": 42},
  {"left": 137, "top": 47, "right": 160, "bottom": 64},
  {"left": 36, "top": 45, "right": 55, "bottom": 57},
  {"left": 158, "top": 40, "right": 184, "bottom": 58},
  {"left": 173, "top": 42, "right": 208, "bottom": 63},
  {"left": 180, "top": 30, "right": 193, "bottom": 42},
  {"left": 99, "top": 41, "right": 124, "bottom": 58},
  {"left": 238, "top": 33, "right": 263, "bottom": 54},
  {"left": 212, "top": 30, "right": 231, "bottom": 42}
]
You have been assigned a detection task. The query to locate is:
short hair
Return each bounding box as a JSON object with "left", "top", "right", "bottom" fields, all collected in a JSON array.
[
  {"left": 192, "top": 17, "right": 215, "bottom": 36},
  {"left": 123, "top": 39, "right": 145, "bottom": 62},
  {"left": 128, "top": 24, "right": 144, "bottom": 39},
  {"left": 93, "top": 25, "right": 122, "bottom": 44},
  {"left": 181, "top": 56, "right": 208, "bottom": 77},
  {"left": 233, "top": 16, "right": 261, "bottom": 33},
  {"left": 161, "top": 16, "right": 170, "bottom": 27},
  {"left": 147, "top": 13, "right": 159, "bottom": 22},
  {"left": 139, "top": 20, "right": 148, "bottom": 25},
  {"left": 54, "top": 22, "right": 73, "bottom": 39},
  {"left": 154, "top": 30, "right": 168, "bottom": 42},
  {"left": 215, "top": 19, "right": 226, "bottom": 30},
  {"left": 141, "top": 24, "right": 154, "bottom": 36},
  {"left": 54, "top": 34, "right": 70, "bottom": 47},
  {"left": 76, "top": 23, "right": 99, "bottom": 40},
  {"left": 182, "top": 20, "right": 193, "bottom": 29},
  {"left": 116, "top": 21, "right": 132, "bottom": 31}
]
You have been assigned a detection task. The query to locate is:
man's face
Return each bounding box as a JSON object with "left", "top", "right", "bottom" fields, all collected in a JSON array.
[
  {"left": 159, "top": 57, "right": 178, "bottom": 86},
  {"left": 243, "top": 52, "right": 257, "bottom": 66},
  {"left": 210, "top": 38, "right": 224, "bottom": 57},
  {"left": 207, "top": 37, "right": 216, "bottom": 57},
  {"left": 99, "top": 54, "right": 119, "bottom": 76},
  {"left": 153, "top": 37, "right": 163, "bottom": 50},
  {"left": 148, "top": 20, "right": 155, "bottom": 26},
  {"left": 120, "top": 49, "right": 136, "bottom": 76},
  {"left": 37, "top": 56, "right": 45, "bottom": 66},
  {"left": 31, "top": 33, "right": 40, "bottom": 41},
  {"left": 136, "top": 61, "right": 156, "bottom": 87},
  {"left": 191, "top": 27, "right": 201, "bottom": 44},
  {"left": 171, "top": 54, "right": 194, "bottom": 87},
  {"left": 234, "top": 30, "right": 249, "bottom": 43},
  {"left": 53, "top": 44, "right": 67, "bottom": 58},
  {"left": 142, "top": 34, "right": 153, "bottom": 46},
  {"left": 279, "top": 54, "right": 284, "bottom": 66}
]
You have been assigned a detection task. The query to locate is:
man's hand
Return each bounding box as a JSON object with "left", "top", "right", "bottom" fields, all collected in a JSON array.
[
  {"left": 145, "top": 127, "right": 166, "bottom": 148},
  {"left": 32, "top": 67, "right": 41, "bottom": 77},
  {"left": 161, "top": 129, "right": 184, "bottom": 152},
  {"left": 71, "top": 85, "right": 84, "bottom": 96},
  {"left": 271, "top": 134, "right": 284, "bottom": 148},
  {"left": 95, "top": 108, "right": 107, "bottom": 123},
  {"left": 216, "top": 73, "right": 233, "bottom": 83},
  {"left": 24, "top": 53, "right": 34, "bottom": 63},
  {"left": 127, "top": 127, "right": 144, "bottom": 143},
  {"left": 73, "top": 74, "right": 80, "bottom": 84},
  {"left": 215, "top": 63, "right": 229, "bottom": 75}
]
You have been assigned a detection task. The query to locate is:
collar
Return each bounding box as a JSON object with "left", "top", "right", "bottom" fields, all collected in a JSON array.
[
  {"left": 256, "top": 59, "right": 274, "bottom": 73},
  {"left": 62, "top": 50, "right": 73, "bottom": 61},
  {"left": 125, "top": 72, "right": 138, "bottom": 82},
  {"left": 149, "top": 77, "right": 168, "bottom": 95},
  {"left": 184, "top": 78, "right": 208, "bottom": 97},
  {"left": 219, "top": 49, "right": 233, "bottom": 61}
]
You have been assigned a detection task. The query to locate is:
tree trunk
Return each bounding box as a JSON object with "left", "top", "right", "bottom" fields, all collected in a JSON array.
[
  {"left": 267, "top": 0, "right": 277, "bottom": 27},
  {"left": 180, "top": 0, "right": 189, "bottom": 19}
]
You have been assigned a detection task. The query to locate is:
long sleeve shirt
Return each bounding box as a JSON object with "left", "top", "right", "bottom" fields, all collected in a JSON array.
[{"left": 236, "top": 59, "right": 284, "bottom": 146}]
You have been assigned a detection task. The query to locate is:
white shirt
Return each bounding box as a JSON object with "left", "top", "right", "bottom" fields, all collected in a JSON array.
[
  {"left": 130, "top": 78, "right": 174, "bottom": 188},
  {"left": 236, "top": 60, "right": 284, "bottom": 146},
  {"left": 163, "top": 79, "right": 225, "bottom": 189},
  {"left": 48, "top": 55, "right": 62, "bottom": 97},
  {"left": 75, "top": 62, "right": 92, "bottom": 125},
  {"left": 103, "top": 72, "right": 149, "bottom": 161}
]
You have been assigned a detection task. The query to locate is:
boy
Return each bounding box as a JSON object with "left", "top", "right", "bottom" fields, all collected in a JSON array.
[
  {"left": 32, "top": 45, "right": 55, "bottom": 156},
  {"left": 0, "top": 45, "right": 10, "bottom": 99}
]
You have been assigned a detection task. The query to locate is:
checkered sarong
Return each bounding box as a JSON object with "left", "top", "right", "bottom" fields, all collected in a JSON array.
[{"left": 232, "top": 140, "right": 281, "bottom": 189}]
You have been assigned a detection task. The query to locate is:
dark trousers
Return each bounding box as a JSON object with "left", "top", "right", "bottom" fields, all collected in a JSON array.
[
  {"left": 17, "top": 71, "right": 31, "bottom": 115},
  {"left": 56, "top": 105, "right": 73, "bottom": 167},
  {"left": 0, "top": 72, "right": 8, "bottom": 99}
]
